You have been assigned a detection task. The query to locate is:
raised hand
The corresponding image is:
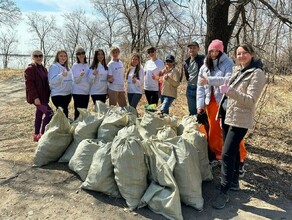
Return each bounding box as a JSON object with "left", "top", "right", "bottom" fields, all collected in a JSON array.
[
  {"left": 199, "top": 74, "right": 208, "bottom": 85},
  {"left": 132, "top": 77, "right": 137, "bottom": 83},
  {"left": 80, "top": 69, "right": 85, "bottom": 76},
  {"left": 62, "top": 71, "right": 68, "bottom": 77},
  {"left": 108, "top": 75, "right": 114, "bottom": 83},
  {"left": 152, "top": 73, "right": 159, "bottom": 80},
  {"left": 219, "top": 80, "right": 229, "bottom": 93},
  {"left": 34, "top": 98, "right": 41, "bottom": 106}
]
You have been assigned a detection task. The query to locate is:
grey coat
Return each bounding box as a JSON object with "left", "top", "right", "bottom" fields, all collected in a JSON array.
[
  {"left": 219, "top": 65, "right": 266, "bottom": 129},
  {"left": 197, "top": 53, "right": 234, "bottom": 109}
]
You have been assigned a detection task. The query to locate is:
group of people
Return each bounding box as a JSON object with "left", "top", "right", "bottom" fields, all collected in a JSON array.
[
  {"left": 24, "top": 45, "right": 181, "bottom": 139},
  {"left": 24, "top": 39, "right": 266, "bottom": 210},
  {"left": 185, "top": 39, "right": 265, "bottom": 209}
]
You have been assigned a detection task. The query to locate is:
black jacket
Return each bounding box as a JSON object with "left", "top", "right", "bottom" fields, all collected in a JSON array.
[{"left": 183, "top": 54, "right": 205, "bottom": 82}]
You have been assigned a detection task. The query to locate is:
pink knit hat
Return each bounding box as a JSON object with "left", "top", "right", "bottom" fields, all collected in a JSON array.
[{"left": 208, "top": 39, "right": 224, "bottom": 52}]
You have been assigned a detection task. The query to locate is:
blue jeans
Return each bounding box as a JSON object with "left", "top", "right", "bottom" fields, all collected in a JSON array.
[
  {"left": 160, "top": 95, "right": 175, "bottom": 114},
  {"left": 186, "top": 84, "right": 197, "bottom": 115},
  {"left": 127, "top": 93, "right": 142, "bottom": 109}
]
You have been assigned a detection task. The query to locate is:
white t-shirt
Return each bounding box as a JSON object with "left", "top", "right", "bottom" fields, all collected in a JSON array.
[
  {"left": 127, "top": 66, "right": 144, "bottom": 94},
  {"left": 71, "top": 63, "right": 90, "bottom": 95},
  {"left": 107, "top": 60, "right": 125, "bottom": 92},
  {"left": 88, "top": 63, "right": 108, "bottom": 95},
  {"left": 144, "top": 58, "right": 164, "bottom": 91}
]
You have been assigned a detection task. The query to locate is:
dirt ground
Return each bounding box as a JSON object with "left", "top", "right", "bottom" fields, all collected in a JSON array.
[{"left": 0, "top": 72, "right": 291, "bottom": 220}]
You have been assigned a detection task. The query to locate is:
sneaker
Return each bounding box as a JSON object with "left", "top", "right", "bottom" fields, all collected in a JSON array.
[
  {"left": 33, "top": 134, "right": 42, "bottom": 142},
  {"left": 33, "top": 134, "right": 39, "bottom": 142},
  {"left": 239, "top": 163, "right": 246, "bottom": 178},
  {"left": 37, "top": 134, "right": 42, "bottom": 141},
  {"left": 216, "top": 182, "right": 240, "bottom": 191},
  {"left": 230, "top": 182, "right": 240, "bottom": 191},
  {"left": 212, "top": 192, "right": 229, "bottom": 209}
]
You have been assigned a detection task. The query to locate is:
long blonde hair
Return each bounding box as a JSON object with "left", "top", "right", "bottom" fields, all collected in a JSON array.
[{"left": 53, "top": 49, "right": 69, "bottom": 70}]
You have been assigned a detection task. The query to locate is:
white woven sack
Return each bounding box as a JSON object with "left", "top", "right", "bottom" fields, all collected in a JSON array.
[
  {"left": 156, "top": 125, "right": 177, "bottom": 141},
  {"left": 94, "top": 100, "right": 111, "bottom": 115},
  {"left": 181, "top": 127, "right": 213, "bottom": 181},
  {"left": 167, "top": 136, "right": 204, "bottom": 210},
  {"left": 33, "top": 108, "right": 72, "bottom": 167},
  {"left": 177, "top": 115, "right": 198, "bottom": 136},
  {"left": 97, "top": 109, "right": 128, "bottom": 142},
  {"left": 138, "top": 110, "right": 178, "bottom": 140},
  {"left": 59, "top": 109, "right": 104, "bottom": 163},
  {"left": 139, "top": 139, "right": 183, "bottom": 220},
  {"left": 111, "top": 135, "right": 147, "bottom": 210},
  {"left": 116, "top": 125, "right": 142, "bottom": 140},
  {"left": 68, "top": 139, "right": 99, "bottom": 181},
  {"left": 81, "top": 141, "right": 120, "bottom": 198}
]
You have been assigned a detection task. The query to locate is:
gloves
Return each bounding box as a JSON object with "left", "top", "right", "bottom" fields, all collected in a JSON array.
[
  {"left": 196, "top": 111, "right": 208, "bottom": 125},
  {"left": 220, "top": 80, "right": 229, "bottom": 94}
]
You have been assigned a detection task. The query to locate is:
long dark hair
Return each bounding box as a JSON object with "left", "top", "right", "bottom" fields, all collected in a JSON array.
[
  {"left": 234, "top": 43, "right": 255, "bottom": 57},
  {"left": 205, "top": 51, "right": 223, "bottom": 71},
  {"left": 126, "top": 53, "right": 141, "bottom": 80},
  {"left": 90, "top": 49, "right": 108, "bottom": 70}
]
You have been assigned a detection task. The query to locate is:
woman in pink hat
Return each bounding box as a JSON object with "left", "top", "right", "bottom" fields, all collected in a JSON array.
[{"left": 197, "top": 39, "right": 247, "bottom": 167}]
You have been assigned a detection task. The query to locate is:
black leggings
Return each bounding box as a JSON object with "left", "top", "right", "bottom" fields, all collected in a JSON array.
[
  {"left": 51, "top": 94, "right": 72, "bottom": 118},
  {"left": 221, "top": 112, "right": 248, "bottom": 193},
  {"left": 73, "top": 94, "right": 90, "bottom": 120},
  {"left": 91, "top": 94, "right": 107, "bottom": 105},
  {"left": 144, "top": 90, "right": 159, "bottom": 105}
]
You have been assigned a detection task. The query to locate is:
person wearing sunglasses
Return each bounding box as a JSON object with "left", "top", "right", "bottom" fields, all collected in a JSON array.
[
  {"left": 143, "top": 46, "right": 164, "bottom": 106},
  {"left": 71, "top": 46, "right": 90, "bottom": 120},
  {"left": 158, "top": 54, "right": 180, "bottom": 115},
  {"left": 48, "top": 49, "right": 72, "bottom": 118},
  {"left": 24, "top": 50, "right": 53, "bottom": 142}
]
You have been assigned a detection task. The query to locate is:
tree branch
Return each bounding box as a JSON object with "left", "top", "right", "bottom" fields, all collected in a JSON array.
[{"left": 258, "top": 0, "right": 292, "bottom": 28}]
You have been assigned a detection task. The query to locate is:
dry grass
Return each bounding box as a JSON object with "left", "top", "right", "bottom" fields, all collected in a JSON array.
[
  {"left": 1, "top": 69, "right": 291, "bottom": 200},
  {"left": 0, "top": 69, "right": 24, "bottom": 78}
]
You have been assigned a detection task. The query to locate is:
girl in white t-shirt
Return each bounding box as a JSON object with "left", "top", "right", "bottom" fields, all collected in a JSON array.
[
  {"left": 143, "top": 46, "right": 164, "bottom": 105},
  {"left": 107, "top": 46, "right": 127, "bottom": 107},
  {"left": 88, "top": 49, "right": 109, "bottom": 105},
  {"left": 126, "top": 53, "right": 144, "bottom": 109},
  {"left": 71, "top": 46, "right": 90, "bottom": 120}
]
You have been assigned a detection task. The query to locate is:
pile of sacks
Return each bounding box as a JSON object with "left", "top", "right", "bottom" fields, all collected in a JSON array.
[{"left": 33, "top": 101, "right": 213, "bottom": 220}]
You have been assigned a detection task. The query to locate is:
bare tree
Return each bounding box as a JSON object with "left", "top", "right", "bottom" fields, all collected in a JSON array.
[
  {"left": 91, "top": 0, "right": 123, "bottom": 50},
  {"left": 204, "top": 0, "right": 292, "bottom": 53},
  {"left": 61, "top": 10, "right": 86, "bottom": 65},
  {"left": 0, "top": 29, "right": 18, "bottom": 68},
  {"left": 82, "top": 19, "right": 99, "bottom": 63},
  {"left": 26, "top": 12, "right": 57, "bottom": 66},
  {"left": 0, "top": 0, "right": 21, "bottom": 27}
]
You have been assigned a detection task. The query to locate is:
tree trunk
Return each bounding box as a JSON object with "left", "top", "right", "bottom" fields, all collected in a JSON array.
[{"left": 205, "top": 0, "right": 231, "bottom": 53}]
